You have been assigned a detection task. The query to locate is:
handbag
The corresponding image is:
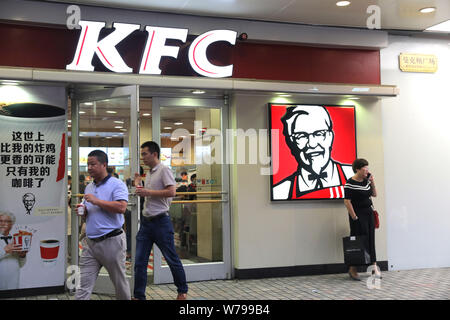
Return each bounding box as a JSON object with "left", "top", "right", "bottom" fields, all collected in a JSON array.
[
  {"left": 373, "top": 209, "right": 380, "bottom": 229},
  {"left": 342, "top": 235, "right": 371, "bottom": 266}
]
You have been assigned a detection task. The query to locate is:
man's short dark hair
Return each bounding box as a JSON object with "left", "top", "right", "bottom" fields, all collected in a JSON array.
[
  {"left": 352, "top": 158, "right": 369, "bottom": 173},
  {"left": 88, "top": 150, "right": 108, "bottom": 165},
  {"left": 141, "top": 141, "right": 160, "bottom": 159}
]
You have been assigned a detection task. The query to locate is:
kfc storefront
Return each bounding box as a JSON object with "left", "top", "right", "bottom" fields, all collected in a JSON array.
[{"left": 0, "top": 0, "right": 397, "bottom": 298}]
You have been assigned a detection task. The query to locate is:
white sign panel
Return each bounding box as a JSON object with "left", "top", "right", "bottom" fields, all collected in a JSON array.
[{"left": 0, "top": 86, "right": 66, "bottom": 295}]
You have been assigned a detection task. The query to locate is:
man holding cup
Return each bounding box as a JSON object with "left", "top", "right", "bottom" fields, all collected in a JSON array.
[
  {"left": 0, "top": 211, "right": 27, "bottom": 290},
  {"left": 75, "top": 150, "right": 130, "bottom": 300},
  {"left": 133, "top": 141, "right": 188, "bottom": 300}
]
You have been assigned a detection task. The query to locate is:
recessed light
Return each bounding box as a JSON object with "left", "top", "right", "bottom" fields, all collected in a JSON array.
[
  {"left": 420, "top": 7, "right": 436, "bottom": 14},
  {"left": 83, "top": 102, "right": 93, "bottom": 106},
  {"left": 352, "top": 87, "right": 370, "bottom": 92},
  {"left": 163, "top": 126, "right": 172, "bottom": 130},
  {"left": 120, "top": 128, "right": 127, "bottom": 131},
  {"left": 174, "top": 122, "right": 183, "bottom": 125},
  {"left": 348, "top": 97, "right": 360, "bottom": 100},
  {"left": 114, "top": 126, "right": 123, "bottom": 129},
  {"left": 142, "top": 113, "right": 151, "bottom": 116},
  {"left": 426, "top": 19, "right": 450, "bottom": 32},
  {"left": 106, "top": 110, "right": 117, "bottom": 114},
  {"left": 336, "top": 1, "right": 351, "bottom": 7},
  {"left": 114, "top": 121, "right": 124, "bottom": 124},
  {"left": 79, "top": 111, "right": 86, "bottom": 114},
  {"left": 191, "top": 90, "right": 205, "bottom": 94}
]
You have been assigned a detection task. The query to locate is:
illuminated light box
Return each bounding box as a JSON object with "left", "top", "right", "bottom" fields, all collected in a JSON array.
[{"left": 269, "top": 104, "right": 356, "bottom": 201}]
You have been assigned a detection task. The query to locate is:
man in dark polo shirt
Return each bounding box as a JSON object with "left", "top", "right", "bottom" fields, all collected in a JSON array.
[
  {"left": 75, "top": 150, "right": 130, "bottom": 300},
  {"left": 133, "top": 141, "right": 188, "bottom": 300}
]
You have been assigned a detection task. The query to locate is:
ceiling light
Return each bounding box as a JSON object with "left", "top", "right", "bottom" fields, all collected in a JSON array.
[
  {"left": 278, "top": 94, "right": 292, "bottom": 97},
  {"left": 114, "top": 121, "right": 124, "bottom": 124},
  {"left": 79, "top": 111, "right": 86, "bottom": 114},
  {"left": 348, "top": 97, "right": 360, "bottom": 100},
  {"left": 68, "top": 120, "right": 72, "bottom": 123},
  {"left": 420, "top": 7, "right": 436, "bottom": 14},
  {"left": 336, "top": 1, "right": 351, "bottom": 7},
  {"left": 106, "top": 137, "right": 112, "bottom": 139},
  {"left": 106, "top": 110, "right": 117, "bottom": 114},
  {"left": 114, "top": 126, "right": 123, "bottom": 129},
  {"left": 191, "top": 90, "right": 205, "bottom": 94},
  {"left": 142, "top": 113, "right": 151, "bottom": 116},
  {"left": 426, "top": 19, "right": 450, "bottom": 32},
  {"left": 352, "top": 87, "right": 370, "bottom": 92},
  {"left": 174, "top": 122, "right": 183, "bottom": 125},
  {"left": 164, "top": 126, "right": 172, "bottom": 130},
  {"left": 83, "top": 102, "right": 93, "bottom": 106}
]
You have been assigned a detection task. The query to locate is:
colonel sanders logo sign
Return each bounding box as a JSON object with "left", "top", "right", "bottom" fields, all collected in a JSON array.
[{"left": 269, "top": 104, "right": 356, "bottom": 201}]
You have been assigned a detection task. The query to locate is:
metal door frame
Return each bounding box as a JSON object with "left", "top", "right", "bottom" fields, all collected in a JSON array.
[
  {"left": 151, "top": 96, "right": 231, "bottom": 283},
  {"left": 70, "top": 85, "right": 140, "bottom": 294}
]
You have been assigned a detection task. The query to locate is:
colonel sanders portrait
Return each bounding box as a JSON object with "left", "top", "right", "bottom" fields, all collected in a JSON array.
[{"left": 272, "top": 105, "right": 354, "bottom": 200}]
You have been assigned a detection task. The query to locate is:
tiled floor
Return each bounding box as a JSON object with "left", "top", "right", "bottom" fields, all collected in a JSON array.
[{"left": 5, "top": 267, "right": 450, "bottom": 300}]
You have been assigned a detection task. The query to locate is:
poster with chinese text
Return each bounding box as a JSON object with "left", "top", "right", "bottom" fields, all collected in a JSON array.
[{"left": 0, "top": 85, "right": 66, "bottom": 296}]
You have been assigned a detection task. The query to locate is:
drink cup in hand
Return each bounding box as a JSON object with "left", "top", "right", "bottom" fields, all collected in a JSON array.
[{"left": 76, "top": 202, "right": 85, "bottom": 216}]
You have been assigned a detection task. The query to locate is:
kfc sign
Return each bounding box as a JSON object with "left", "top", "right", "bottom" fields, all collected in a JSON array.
[{"left": 66, "top": 21, "right": 237, "bottom": 78}]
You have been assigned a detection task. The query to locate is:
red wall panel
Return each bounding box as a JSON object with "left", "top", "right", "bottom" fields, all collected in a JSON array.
[{"left": 0, "top": 23, "right": 380, "bottom": 85}]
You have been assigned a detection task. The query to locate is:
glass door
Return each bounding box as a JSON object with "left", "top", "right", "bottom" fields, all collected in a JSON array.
[
  {"left": 150, "top": 96, "right": 231, "bottom": 283},
  {"left": 69, "top": 86, "right": 139, "bottom": 295}
]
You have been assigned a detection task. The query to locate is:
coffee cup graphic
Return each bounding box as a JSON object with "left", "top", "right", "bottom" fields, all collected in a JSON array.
[
  {"left": 0, "top": 102, "right": 65, "bottom": 118},
  {"left": 40, "top": 239, "right": 60, "bottom": 267}
]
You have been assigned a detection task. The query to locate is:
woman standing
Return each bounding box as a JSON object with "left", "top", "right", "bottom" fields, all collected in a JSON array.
[{"left": 344, "top": 158, "right": 380, "bottom": 281}]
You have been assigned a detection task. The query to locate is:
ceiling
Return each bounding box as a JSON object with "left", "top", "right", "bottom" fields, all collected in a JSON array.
[{"left": 42, "top": 0, "right": 450, "bottom": 31}]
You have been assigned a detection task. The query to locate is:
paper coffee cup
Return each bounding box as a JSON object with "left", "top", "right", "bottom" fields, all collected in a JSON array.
[
  {"left": 40, "top": 239, "right": 60, "bottom": 267},
  {"left": 77, "top": 204, "right": 85, "bottom": 216}
]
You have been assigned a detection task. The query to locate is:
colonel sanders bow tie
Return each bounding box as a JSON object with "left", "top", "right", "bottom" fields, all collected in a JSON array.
[
  {"left": 1, "top": 236, "right": 12, "bottom": 244},
  {"left": 308, "top": 172, "right": 328, "bottom": 189}
]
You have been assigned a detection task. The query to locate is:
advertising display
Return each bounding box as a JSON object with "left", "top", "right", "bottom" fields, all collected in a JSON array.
[
  {"left": 269, "top": 104, "right": 356, "bottom": 201},
  {"left": 0, "top": 86, "right": 66, "bottom": 296}
]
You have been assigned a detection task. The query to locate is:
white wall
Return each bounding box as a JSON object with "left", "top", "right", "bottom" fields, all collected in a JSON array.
[
  {"left": 231, "top": 94, "right": 387, "bottom": 270},
  {"left": 381, "top": 36, "right": 450, "bottom": 270}
]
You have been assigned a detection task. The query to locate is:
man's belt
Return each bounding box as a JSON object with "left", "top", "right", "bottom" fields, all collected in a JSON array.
[
  {"left": 142, "top": 212, "right": 169, "bottom": 222},
  {"left": 89, "top": 229, "right": 123, "bottom": 242}
]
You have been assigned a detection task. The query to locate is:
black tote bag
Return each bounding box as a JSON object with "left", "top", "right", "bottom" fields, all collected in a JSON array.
[{"left": 342, "top": 235, "right": 371, "bottom": 266}]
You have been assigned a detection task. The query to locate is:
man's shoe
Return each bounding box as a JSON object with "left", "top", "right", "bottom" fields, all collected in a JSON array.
[{"left": 176, "top": 293, "right": 187, "bottom": 300}]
